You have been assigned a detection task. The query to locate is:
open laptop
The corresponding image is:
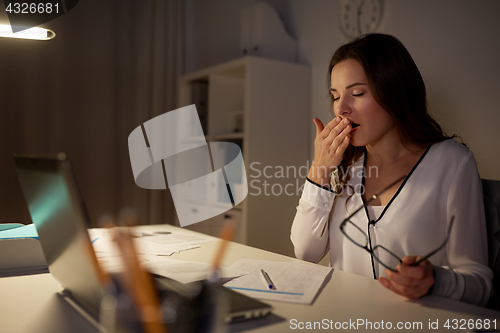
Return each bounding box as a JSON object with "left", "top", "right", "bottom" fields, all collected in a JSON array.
[{"left": 14, "top": 153, "right": 272, "bottom": 326}]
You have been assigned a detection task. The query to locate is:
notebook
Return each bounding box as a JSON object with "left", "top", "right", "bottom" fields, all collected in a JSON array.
[{"left": 14, "top": 154, "right": 272, "bottom": 325}]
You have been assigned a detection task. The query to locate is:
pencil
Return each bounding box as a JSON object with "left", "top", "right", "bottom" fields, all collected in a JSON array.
[
  {"left": 114, "top": 214, "right": 167, "bottom": 333},
  {"left": 211, "top": 221, "right": 235, "bottom": 273}
]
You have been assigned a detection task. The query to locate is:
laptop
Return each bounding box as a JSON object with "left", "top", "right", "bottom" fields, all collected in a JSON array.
[{"left": 14, "top": 153, "right": 272, "bottom": 326}]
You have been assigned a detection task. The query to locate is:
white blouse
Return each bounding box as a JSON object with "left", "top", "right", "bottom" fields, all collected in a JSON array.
[{"left": 290, "top": 139, "right": 492, "bottom": 305}]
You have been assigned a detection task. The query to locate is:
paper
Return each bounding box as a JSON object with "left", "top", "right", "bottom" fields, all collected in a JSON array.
[
  {"left": 135, "top": 230, "right": 214, "bottom": 245},
  {"left": 88, "top": 228, "right": 239, "bottom": 283},
  {"left": 223, "top": 258, "right": 332, "bottom": 305},
  {"left": 89, "top": 228, "right": 199, "bottom": 256},
  {"left": 144, "top": 258, "right": 247, "bottom": 284},
  {"left": 95, "top": 252, "right": 164, "bottom": 273},
  {"left": 0, "top": 224, "right": 39, "bottom": 240},
  {"left": 93, "top": 246, "right": 245, "bottom": 284}
]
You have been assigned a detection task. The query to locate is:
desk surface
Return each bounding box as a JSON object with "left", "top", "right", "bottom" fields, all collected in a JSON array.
[{"left": 1, "top": 224, "right": 499, "bottom": 333}]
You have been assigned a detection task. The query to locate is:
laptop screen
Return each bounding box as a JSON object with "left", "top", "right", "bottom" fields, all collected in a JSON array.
[{"left": 15, "top": 154, "right": 103, "bottom": 316}]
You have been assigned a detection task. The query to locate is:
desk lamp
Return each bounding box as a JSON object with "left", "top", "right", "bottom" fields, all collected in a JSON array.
[{"left": 0, "top": 24, "right": 55, "bottom": 40}]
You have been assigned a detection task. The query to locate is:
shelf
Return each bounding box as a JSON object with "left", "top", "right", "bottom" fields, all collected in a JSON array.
[
  {"left": 181, "top": 198, "right": 244, "bottom": 212},
  {"left": 207, "top": 133, "right": 244, "bottom": 141},
  {"left": 177, "top": 56, "right": 310, "bottom": 255}
]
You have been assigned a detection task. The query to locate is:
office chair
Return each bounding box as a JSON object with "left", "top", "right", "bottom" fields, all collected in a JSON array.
[{"left": 482, "top": 179, "right": 500, "bottom": 310}]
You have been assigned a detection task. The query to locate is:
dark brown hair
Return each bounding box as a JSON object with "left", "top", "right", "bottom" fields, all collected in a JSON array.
[{"left": 328, "top": 33, "right": 454, "bottom": 186}]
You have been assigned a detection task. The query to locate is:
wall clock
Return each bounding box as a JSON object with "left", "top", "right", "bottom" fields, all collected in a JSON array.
[{"left": 339, "top": 0, "right": 383, "bottom": 39}]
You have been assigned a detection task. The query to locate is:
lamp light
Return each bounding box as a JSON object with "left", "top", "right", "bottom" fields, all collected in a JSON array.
[{"left": 0, "top": 24, "right": 55, "bottom": 40}]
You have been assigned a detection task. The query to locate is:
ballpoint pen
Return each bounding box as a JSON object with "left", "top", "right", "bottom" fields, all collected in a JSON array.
[{"left": 260, "top": 269, "right": 276, "bottom": 290}]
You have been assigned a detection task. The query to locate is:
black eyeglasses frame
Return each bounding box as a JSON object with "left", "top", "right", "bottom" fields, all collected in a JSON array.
[{"left": 339, "top": 175, "right": 454, "bottom": 273}]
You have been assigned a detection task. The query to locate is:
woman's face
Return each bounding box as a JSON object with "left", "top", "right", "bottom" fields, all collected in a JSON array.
[{"left": 330, "top": 59, "right": 396, "bottom": 147}]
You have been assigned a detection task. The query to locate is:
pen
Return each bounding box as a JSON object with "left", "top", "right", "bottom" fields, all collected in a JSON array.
[{"left": 261, "top": 269, "right": 276, "bottom": 290}]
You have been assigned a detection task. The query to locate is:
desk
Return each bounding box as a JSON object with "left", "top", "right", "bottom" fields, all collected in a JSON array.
[{"left": 1, "top": 224, "right": 499, "bottom": 333}]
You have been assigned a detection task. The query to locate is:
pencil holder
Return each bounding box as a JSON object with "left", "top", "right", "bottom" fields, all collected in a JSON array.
[
  {"left": 99, "top": 278, "right": 144, "bottom": 333},
  {"left": 190, "top": 280, "right": 229, "bottom": 333},
  {"left": 157, "top": 279, "right": 229, "bottom": 333},
  {"left": 99, "top": 272, "right": 229, "bottom": 333}
]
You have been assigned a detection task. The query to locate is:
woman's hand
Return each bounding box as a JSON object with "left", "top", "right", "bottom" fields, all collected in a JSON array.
[
  {"left": 379, "top": 256, "right": 435, "bottom": 300},
  {"left": 308, "top": 117, "right": 351, "bottom": 186}
]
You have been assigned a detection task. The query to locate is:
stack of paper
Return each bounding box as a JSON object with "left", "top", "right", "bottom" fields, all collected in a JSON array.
[
  {"left": 88, "top": 228, "right": 213, "bottom": 256},
  {"left": 88, "top": 227, "right": 245, "bottom": 283},
  {"left": 0, "top": 223, "right": 47, "bottom": 273},
  {"left": 95, "top": 252, "right": 246, "bottom": 284},
  {"left": 145, "top": 258, "right": 246, "bottom": 284}
]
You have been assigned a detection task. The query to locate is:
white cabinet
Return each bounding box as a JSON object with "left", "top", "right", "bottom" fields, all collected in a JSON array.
[{"left": 177, "top": 56, "right": 310, "bottom": 256}]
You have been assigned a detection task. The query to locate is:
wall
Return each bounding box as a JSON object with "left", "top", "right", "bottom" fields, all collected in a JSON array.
[
  {"left": 187, "top": 0, "right": 500, "bottom": 180},
  {"left": 0, "top": 0, "right": 180, "bottom": 225}
]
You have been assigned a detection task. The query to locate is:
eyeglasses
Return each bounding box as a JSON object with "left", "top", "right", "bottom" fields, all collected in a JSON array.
[{"left": 339, "top": 175, "right": 454, "bottom": 273}]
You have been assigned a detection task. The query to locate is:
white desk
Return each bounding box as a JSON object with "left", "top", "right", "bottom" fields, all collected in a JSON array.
[{"left": 1, "top": 224, "right": 499, "bottom": 333}]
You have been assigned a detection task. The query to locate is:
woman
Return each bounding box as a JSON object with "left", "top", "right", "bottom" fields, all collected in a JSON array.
[{"left": 291, "top": 33, "right": 492, "bottom": 305}]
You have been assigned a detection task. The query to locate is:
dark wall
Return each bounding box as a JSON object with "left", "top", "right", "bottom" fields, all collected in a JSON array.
[{"left": 0, "top": 0, "right": 179, "bottom": 226}]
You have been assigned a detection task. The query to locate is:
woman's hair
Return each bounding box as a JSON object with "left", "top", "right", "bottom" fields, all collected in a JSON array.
[{"left": 328, "top": 33, "right": 455, "bottom": 187}]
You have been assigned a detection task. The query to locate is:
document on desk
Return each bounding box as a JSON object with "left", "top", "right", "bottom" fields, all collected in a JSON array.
[
  {"left": 95, "top": 253, "right": 246, "bottom": 284},
  {"left": 223, "top": 258, "right": 333, "bottom": 305},
  {"left": 132, "top": 229, "right": 215, "bottom": 245},
  {"left": 88, "top": 228, "right": 200, "bottom": 256},
  {"left": 144, "top": 258, "right": 247, "bottom": 284}
]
